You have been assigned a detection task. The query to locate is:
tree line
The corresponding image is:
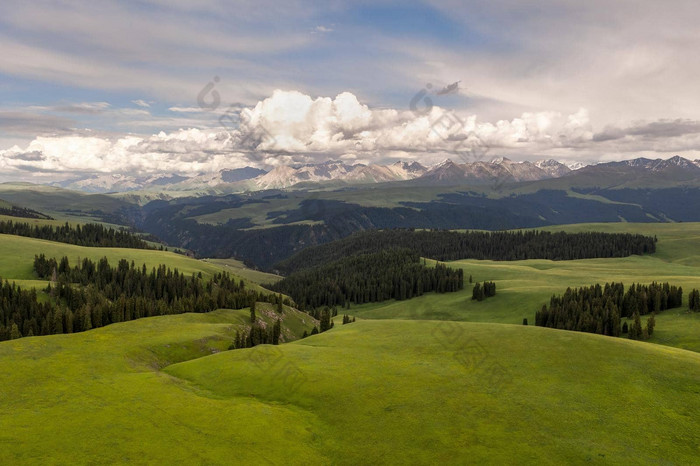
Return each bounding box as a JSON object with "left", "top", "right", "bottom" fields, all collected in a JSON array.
[
  {"left": 275, "top": 229, "right": 657, "bottom": 274},
  {"left": 0, "top": 220, "right": 154, "bottom": 249},
  {"left": 0, "top": 255, "right": 279, "bottom": 341},
  {"left": 270, "top": 249, "right": 464, "bottom": 310},
  {"left": 535, "top": 282, "right": 683, "bottom": 340},
  {"left": 0, "top": 204, "right": 52, "bottom": 220}
]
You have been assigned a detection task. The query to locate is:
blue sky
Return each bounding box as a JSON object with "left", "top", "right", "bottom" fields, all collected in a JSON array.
[{"left": 1, "top": 0, "right": 699, "bottom": 181}]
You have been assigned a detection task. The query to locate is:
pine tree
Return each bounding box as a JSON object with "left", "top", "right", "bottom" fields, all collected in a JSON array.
[
  {"left": 629, "top": 312, "right": 643, "bottom": 340},
  {"left": 9, "top": 323, "right": 21, "bottom": 340},
  {"left": 622, "top": 321, "right": 629, "bottom": 334},
  {"left": 272, "top": 319, "right": 281, "bottom": 345},
  {"left": 276, "top": 294, "right": 284, "bottom": 313},
  {"left": 646, "top": 314, "right": 656, "bottom": 336},
  {"left": 522, "top": 318, "right": 528, "bottom": 326},
  {"left": 689, "top": 289, "right": 700, "bottom": 312},
  {"left": 250, "top": 301, "right": 257, "bottom": 323},
  {"left": 472, "top": 282, "right": 483, "bottom": 301},
  {"left": 320, "top": 309, "right": 331, "bottom": 332}
]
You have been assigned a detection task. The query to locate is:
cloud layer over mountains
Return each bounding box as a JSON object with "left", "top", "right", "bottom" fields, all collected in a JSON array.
[
  {"left": 2, "top": 88, "right": 700, "bottom": 183},
  {"left": 0, "top": 89, "right": 595, "bottom": 181}
]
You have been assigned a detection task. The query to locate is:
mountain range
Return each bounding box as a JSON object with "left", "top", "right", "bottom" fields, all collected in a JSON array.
[{"left": 51, "top": 156, "right": 700, "bottom": 194}]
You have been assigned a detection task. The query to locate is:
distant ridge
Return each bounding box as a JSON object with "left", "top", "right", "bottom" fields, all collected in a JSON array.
[{"left": 43, "top": 156, "right": 700, "bottom": 194}]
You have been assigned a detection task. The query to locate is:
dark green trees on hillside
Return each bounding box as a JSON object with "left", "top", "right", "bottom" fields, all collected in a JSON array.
[
  {"left": 689, "top": 289, "right": 700, "bottom": 312},
  {"left": 229, "top": 318, "right": 282, "bottom": 349},
  {"left": 0, "top": 204, "right": 50, "bottom": 219},
  {"left": 536, "top": 282, "right": 682, "bottom": 339},
  {"left": 276, "top": 229, "right": 657, "bottom": 273},
  {"left": 250, "top": 301, "right": 257, "bottom": 323},
  {"left": 271, "top": 249, "right": 463, "bottom": 310},
  {"left": 0, "top": 220, "right": 154, "bottom": 249},
  {"left": 0, "top": 255, "right": 280, "bottom": 341},
  {"left": 472, "top": 281, "right": 496, "bottom": 301}
]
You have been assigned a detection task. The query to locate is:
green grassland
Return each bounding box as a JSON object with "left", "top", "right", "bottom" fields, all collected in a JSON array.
[
  {"left": 0, "top": 222, "right": 699, "bottom": 463},
  {"left": 0, "top": 318, "right": 697, "bottom": 464},
  {"left": 0, "top": 182, "right": 131, "bottom": 223},
  {"left": 204, "top": 258, "right": 283, "bottom": 284},
  {"left": 0, "top": 214, "right": 76, "bottom": 227},
  {"left": 0, "top": 234, "right": 227, "bottom": 280},
  {"left": 0, "top": 307, "right": 318, "bottom": 464}
]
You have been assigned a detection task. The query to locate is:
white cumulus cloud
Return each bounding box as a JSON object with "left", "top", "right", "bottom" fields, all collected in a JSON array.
[{"left": 5, "top": 90, "right": 678, "bottom": 182}]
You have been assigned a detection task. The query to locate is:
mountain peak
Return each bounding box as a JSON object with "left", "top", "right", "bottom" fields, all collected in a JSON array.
[{"left": 435, "top": 158, "right": 457, "bottom": 168}]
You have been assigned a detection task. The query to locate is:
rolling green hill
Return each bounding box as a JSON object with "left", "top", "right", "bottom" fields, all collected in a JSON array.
[
  {"left": 0, "top": 234, "right": 225, "bottom": 281},
  {"left": 0, "top": 183, "right": 134, "bottom": 224},
  {"left": 0, "top": 306, "right": 318, "bottom": 464},
  {"left": 0, "top": 318, "right": 697, "bottom": 464},
  {"left": 0, "top": 221, "right": 698, "bottom": 463},
  {"left": 204, "top": 258, "right": 283, "bottom": 284},
  {"left": 0, "top": 234, "right": 272, "bottom": 296},
  {"left": 337, "top": 223, "right": 700, "bottom": 353}
]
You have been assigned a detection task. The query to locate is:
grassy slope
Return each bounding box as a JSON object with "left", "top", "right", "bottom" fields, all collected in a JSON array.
[
  {"left": 0, "top": 234, "right": 225, "bottom": 280},
  {"left": 0, "top": 214, "right": 76, "bottom": 227},
  {"left": 167, "top": 321, "right": 700, "bottom": 464},
  {"left": 0, "top": 307, "right": 318, "bottom": 464},
  {"left": 1, "top": 318, "right": 695, "bottom": 464},
  {"left": 204, "top": 258, "right": 283, "bottom": 284},
  {"left": 0, "top": 183, "right": 129, "bottom": 221}
]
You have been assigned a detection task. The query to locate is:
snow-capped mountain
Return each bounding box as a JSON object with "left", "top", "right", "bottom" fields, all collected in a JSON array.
[
  {"left": 254, "top": 161, "right": 356, "bottom": 190},
  {"left": 497, "top": 158, "right": 557, "bottom": 181},
  {"left": 615, "top": 155, "right": 700, "bottom": 172},
  {"left": 253, "top": 160, "right": 427, "bottom": 189},
  {"left": 49, "top": 156, "right": 700, "bottom": 194},
  {"left": 54, "top": 168, "right": 266, "bottom": 193},
  {"left": 420, "top": 157, "right": 567, "bottom": 185},
  {"left": 565, "top": 161, "right": 587, "bottom": 171},
  {"left": 175, "top": 167, "right": 268, "bottom": 190},
  {"left": 535, "top": 159, "right": 573, "bottom": 178},
  {"left": 55, "top": 173, "right": 189, "bottom": 193},
  {"left": 346, "top": 161, "right": 427, "bottom": 183}
]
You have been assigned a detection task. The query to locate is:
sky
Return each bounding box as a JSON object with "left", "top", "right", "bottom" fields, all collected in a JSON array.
[{"left": 1, "top": 0, "right": 700, "bottom": 182}]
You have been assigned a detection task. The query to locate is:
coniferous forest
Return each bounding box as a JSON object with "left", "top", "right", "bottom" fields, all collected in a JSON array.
[
  {"left": 0, "top": 220, "right": 154, "bottom": 249},
  {"left": 0, "top": 204, "right": 52, "bottom": 220},
  {"left": 275, "top": 229, "right": 656, "bottom": 274},
  {"left": 535, "top": 282, "right": 683, "bottom": 340},
  {"left": 270, "top": 249, "right": 464, "bottom": 309},
  {"left": 0, "top": 255, "right": 280, "bottom": 341}
]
